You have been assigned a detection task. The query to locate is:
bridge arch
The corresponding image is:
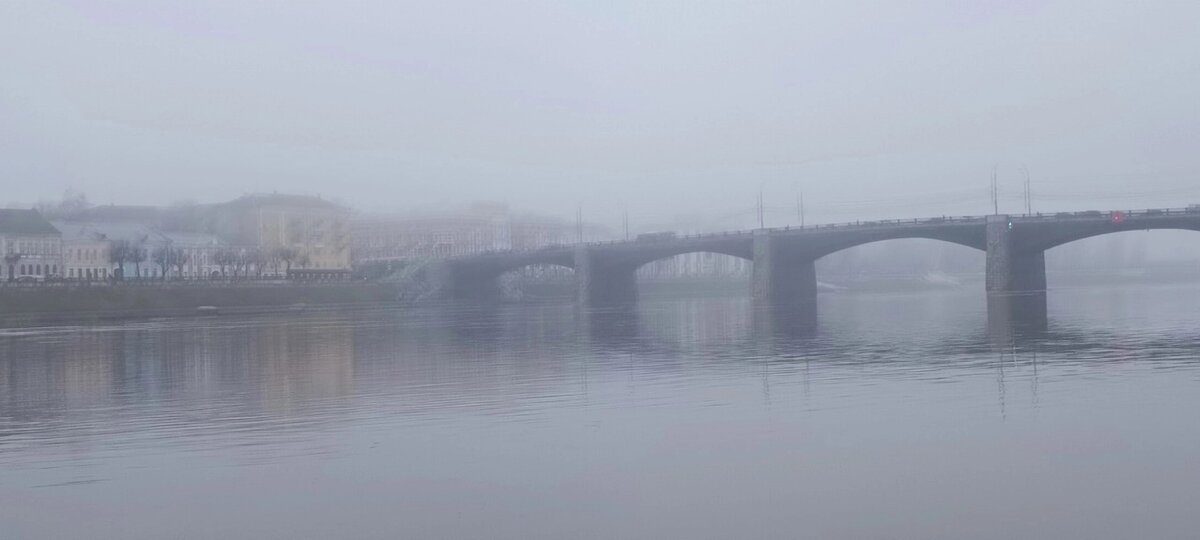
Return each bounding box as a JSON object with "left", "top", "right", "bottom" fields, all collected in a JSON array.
[
  {"left": 1022, "top": 223, "right": 1200, "bottom": 253},
  {"left": 440, "top": 251, "right": 575, "bottom": 302},
  {"left": 1042, "top": 228, "right": 1200, "bottom": 279},
  {"left": 813, "top": 237, "right": 985, "bottom": 282},
  {"left": 451, "top": 252, "right": 575, "bottom": 282},
  {"left": 628, "top": 248, "right": 752, "bottom": 273},
  {"left": 797, "top": 227, "right": 987, "bottom": 260},
  {"left": 634, "top": 251, "right": 754, "bottom": 296},
  {"left": 604, "top": 240, "right": 754, "bottom": 273}
]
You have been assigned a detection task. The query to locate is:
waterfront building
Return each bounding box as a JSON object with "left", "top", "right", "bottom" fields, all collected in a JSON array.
[
  {"left": 351, "top": 203, "right": 590, "bottom": 262},
  {"left": 350, "top": 203, "right": 595, "bottom": 281},
  {"left": 352, "top": 204, "right": 514, "bottom": 263},
  {"left": 156, "top": 231, "right": 227, "bottom": 279},
  {"left": 216, "top": 194, "right": 352, "bottom": 278},
  {"left": 0, "top": 209, "right": 63, "bottom": 281},
  {"left": 51, "top": 221, "right": 112, "bottom": 281},
  {"left": 74, "top": 221, "right": 162, "bottom": 279}
]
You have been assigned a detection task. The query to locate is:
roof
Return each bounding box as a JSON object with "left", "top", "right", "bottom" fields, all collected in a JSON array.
[
  {"left": 158, "top": 230, "right": 224, "bottom": 246},
  {"left": 50, "top": 221, "right": 109, "bottom": 243},
  {"left": 0, "top": 209, "right": 60, "bottom": 235},
  {"left": 73, "top": 221, "right": 165, "bottom": 245},
  {"left": 225, "top": 193, "right": 343, "bottom": 210},
  {"left": 68, "top": 205, "right": 162, "bottom": 222}
]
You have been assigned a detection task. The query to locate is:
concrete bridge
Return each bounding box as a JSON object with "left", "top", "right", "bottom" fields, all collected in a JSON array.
[{"left": 430, "top": 208, "right": 1200, "bottom": 309}]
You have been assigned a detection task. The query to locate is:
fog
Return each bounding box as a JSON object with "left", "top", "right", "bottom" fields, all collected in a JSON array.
[{"left": 3, "top": 1, "right": 1199, "bottom": 228}]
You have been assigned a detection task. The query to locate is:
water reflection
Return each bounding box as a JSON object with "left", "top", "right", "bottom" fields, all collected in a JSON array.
[
  {"left": 987, "top": 292, "right": 1049, "bottom": 343},
  {"left": 3, "top": 287, "right": 1200, "bottom": 539},
  {"left": 751, "top": 302, "right": 818, "bottom": 341}
]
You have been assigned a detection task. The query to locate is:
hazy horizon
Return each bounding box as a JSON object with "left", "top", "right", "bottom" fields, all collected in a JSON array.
[{"left": 4, "top": 1, "right": 1200, "bottom": 229}]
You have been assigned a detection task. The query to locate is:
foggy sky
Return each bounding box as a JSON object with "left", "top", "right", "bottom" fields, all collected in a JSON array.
[{"left": 2, "top": 1, "right": 1199, "bottom": 228}]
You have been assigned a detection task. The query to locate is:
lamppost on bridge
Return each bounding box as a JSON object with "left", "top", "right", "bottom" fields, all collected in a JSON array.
[
  {"left": 991, "top": 165, "right": 999, "bottom": 215},
  {"left": 991, "top": 163, "right": 1034, "bottom": 216},
  {"left": 795, "top": 183, "right": 806, "bottom": 228},
  {"left": 758, "top": 189, "right": 765, "bottom": 229},
  {"left": 1020, "top": 165, "right": 1032, "bottom": 215},
  {"left": 576, "top": 204, "right": 583, "bottom": 244}
]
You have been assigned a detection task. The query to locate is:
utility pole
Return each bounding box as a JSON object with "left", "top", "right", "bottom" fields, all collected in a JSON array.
[
  {"left": 623, "top": 209, "right": 629, "bottom": 241},
  {"left": 576, "top": 205, "right": 583, "bottom": 244},
  {"left": 797, "top": 190, "right": 806, "bottom": 227},
  {"left": 991, "top": 166, "right": 999, "bottom": 215},
  {"left": 758, "top": 189, "right": 765, "bottom": 229},
  {"left": 1020, "top": 165, "right": 1032, "bottom": 214}
]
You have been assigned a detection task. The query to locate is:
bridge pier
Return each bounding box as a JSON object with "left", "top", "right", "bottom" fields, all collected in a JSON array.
[
  {"left": 985, "top": 215, "right": 1048, "bottom": 324},
  {"left": 752, "top": 231, "right": 817, "bottom": 308},
  {"left": 574, "top": 247, "right": 637, "bottom": 307},
  {"left": 985, "top": 215, "right": 1047, "bottom": 294}
]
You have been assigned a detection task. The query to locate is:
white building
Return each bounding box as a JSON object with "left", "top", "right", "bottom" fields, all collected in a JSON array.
[
  {"left": 157, "top": 231, "right": 226, "bottom": 279},
  {"left": 0, "top": 209, "right": 63, "bottom": 281},
  {"left": 75, "top": 221, "right": 160, "bottom": 279}
]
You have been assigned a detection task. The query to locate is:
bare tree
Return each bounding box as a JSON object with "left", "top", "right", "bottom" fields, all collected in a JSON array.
[
  {"left": 245, "top": 247, "right": 264, "bottom": 278},
  {"left": 232, "top": 249, "right": 248, "bottom": 278},
  {"left": 108, "top": 240, "right": 131, "bottom": 280},
  {"left": 265, "top": 248, "right": 283, "bottom": 277},
  {"left": 4, "top": 252, "right": 21, "bottom": 282},
  {"left": 277, "top": 247, "right": 298, "bottom": 275},
  {"left": 36, "top": 189, "right": 91, "bottom": 220},
  {"left": 213, "top": 248, "right": 236, "bottom": 278},
  {"left": 172, "top": 249, "right": 190, "bottom": 278},
  {"left": 152, "top": 245, "right": 173, "bottom": 280},
  {"left": 130, "top": 244, "right": 147, "bottom": 279}
]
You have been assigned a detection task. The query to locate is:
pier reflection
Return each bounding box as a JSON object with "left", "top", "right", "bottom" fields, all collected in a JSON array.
[{"left": 987, "top": 292, "right": 1049, "bottom": 344}]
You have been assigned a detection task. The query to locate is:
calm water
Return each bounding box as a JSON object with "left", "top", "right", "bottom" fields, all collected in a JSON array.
[{"left": 2, "top": 285, "right": 1200, "bottom": 539}]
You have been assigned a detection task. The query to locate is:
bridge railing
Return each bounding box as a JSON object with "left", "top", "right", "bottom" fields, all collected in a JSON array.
[
  {"left": 579, "top": 214, "right": 990, "bottom": 247},
  {"left": 1012, "top": 207, "right": 1200, "bottom": 221}
]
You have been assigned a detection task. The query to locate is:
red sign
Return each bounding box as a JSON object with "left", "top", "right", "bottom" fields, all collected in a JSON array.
[{"left": 1111, "top": 211, "right": 1125, "bottom": 223}]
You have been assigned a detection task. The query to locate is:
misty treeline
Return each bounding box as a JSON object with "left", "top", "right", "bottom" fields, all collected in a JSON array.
[{"left": 32, "top": 189, "right": 218, "bottom": 233}]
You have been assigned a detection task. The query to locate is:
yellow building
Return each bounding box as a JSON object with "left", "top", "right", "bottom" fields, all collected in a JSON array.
[
  {"left": 217, "top": 194, "right": 351, "bottom": 278},
  {"left": 51, "top": 221, "right": 112, "bottom": 281}
]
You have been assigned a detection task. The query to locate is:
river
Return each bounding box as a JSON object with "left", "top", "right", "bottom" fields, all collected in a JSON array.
[{"left": 2, "top": 284, "right": 1199, "bottom": 539}]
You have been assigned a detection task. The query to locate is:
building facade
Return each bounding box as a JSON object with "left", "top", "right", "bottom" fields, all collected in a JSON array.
[
  {"left": 351, "top": 204, "right": 581, "bottom": 264},
  {"left": 217, "top": 194, "right": 352, "bottom": 277},
  {"left": 0, "top": 209, "right": 63, "bottom": 281},
  {"left": 52, "top": 221, "right": 111, "bottom": 281},
  {"left": 156, "top": 231, "right": 227, "bottom": 279}
]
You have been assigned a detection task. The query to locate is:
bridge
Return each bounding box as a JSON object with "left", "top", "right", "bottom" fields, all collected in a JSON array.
[{"left": 429, "top": 208, "right": 1200, "bottom": 311}]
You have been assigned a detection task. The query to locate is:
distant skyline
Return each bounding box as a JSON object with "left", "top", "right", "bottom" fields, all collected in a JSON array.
[{"left": 4, "top": 1, "right": 1200, "bottom": 229}]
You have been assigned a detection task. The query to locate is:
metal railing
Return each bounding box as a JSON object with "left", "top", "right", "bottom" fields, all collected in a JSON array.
[{"left": 1011, "top": 207, "right": 1200, "bottom": 221}]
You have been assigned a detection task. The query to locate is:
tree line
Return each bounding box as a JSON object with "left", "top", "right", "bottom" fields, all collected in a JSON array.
[{"left": 105, "top": 240, "right": 310, "bottom": 280}]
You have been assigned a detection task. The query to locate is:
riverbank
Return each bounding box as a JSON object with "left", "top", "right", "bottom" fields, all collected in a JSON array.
[{"left": 0, "top": 282, "right": 400, "bottom": 323}]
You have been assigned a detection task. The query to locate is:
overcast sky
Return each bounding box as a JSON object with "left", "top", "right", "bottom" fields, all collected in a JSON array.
[{"left": 2, "top": 1, "right": 1198, "bottom": 228}]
